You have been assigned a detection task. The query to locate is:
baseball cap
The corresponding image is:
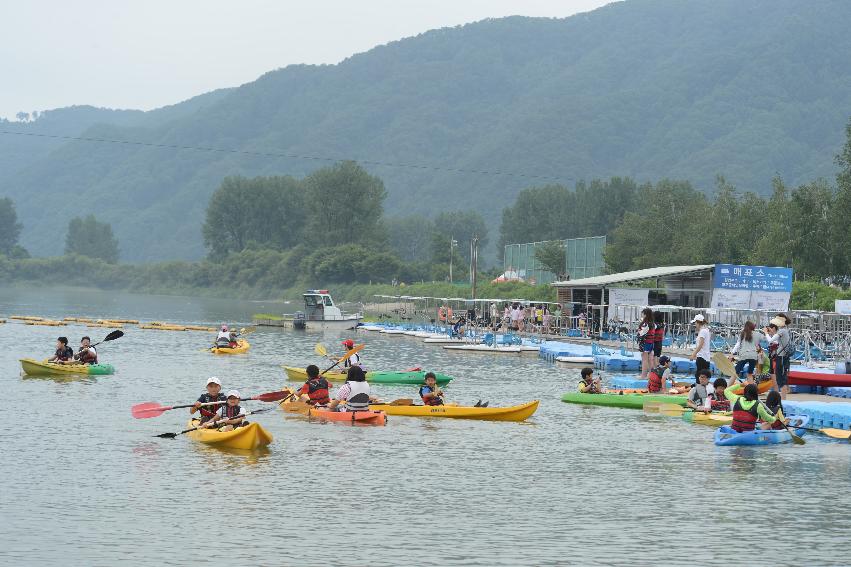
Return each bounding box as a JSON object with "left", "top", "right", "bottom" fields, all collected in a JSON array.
[
  {"left": 206, "top": 377, "right": 221, "bottom": 386},
  {"left": 690, "top": 314, "right": 705, "bottom": 323},
  {"left": 226, "top": 390, "right": 240, "bottom": 399}
]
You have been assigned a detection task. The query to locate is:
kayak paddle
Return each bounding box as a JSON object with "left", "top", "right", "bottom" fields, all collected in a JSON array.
[
  {"left": 314, "top": 343, "right": 327, "bottom": 357},
  {"left": 132, "top": 390, "right": 291, "bottom": 419},
  {"left": 321, "top": 344, "right": 364, "bottom": 375},
  {"left": 712, "top": 352, "right": 740, "bottom": 380},
  {"left": 758, "top": 401, "right": 805, "bottom": 445},
  {"left": 154, "top": 407, "right": 274, "bottom": 439},
  {"left": 91, "top": 329, "right": 124, "bottom": 347}
]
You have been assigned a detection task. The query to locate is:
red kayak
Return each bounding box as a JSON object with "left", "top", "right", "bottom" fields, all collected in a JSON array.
[
  {"left": 788, "top": 369, "right": 851, "bottom": 387},
  {"left": 308, "top": 407, "right": 387, "bottom": 425}
]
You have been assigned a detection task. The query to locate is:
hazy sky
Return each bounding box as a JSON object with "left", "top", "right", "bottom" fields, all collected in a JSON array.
[{"left": 0, "top": 0, "right": 611, "bottom": 119}]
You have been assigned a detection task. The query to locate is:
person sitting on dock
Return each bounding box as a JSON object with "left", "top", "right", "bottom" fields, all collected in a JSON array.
[
  {"left": 215, "top": 324, "right": 232, "bottom": 348},
  {"left": 708, "top": 378, "right": 730, "bottom": 411},
  {"left": 759, "top": 390, "right": 788, "bottom": 430},
  {"left": 724, "top": 382, "right": 780, "bottom": 433},
  {"left": 327, "top": 366, "right": 374, "bottom": 412},
  {"left": 341, "top": 339, "right": 361, "bottom": 368},
  {"left": 209, "top": 390, "right": 247, "bottom": 431},
  {"left": 419, "top": 372, "right": 444, "bottom": 406},
  {"left": 48, "top": 336, "right": 75, "bottom": 364},
  {"left": 646, "top": 355, "right": 674, "bottom": 393},
  {"left": 297, "top": 364, "right": 331, "bottom": 406},
  {"left": 74, "top": 336, "right": 98, "bottom": 364},
  {"left": 687, "top": 369, "right": 712, "bottom": 412},
  {"left": 578, "top": 367, "right": 603, "bottom": 394},
  {"left": 190, "top": 377, "right": 227, "bottom": 425}
]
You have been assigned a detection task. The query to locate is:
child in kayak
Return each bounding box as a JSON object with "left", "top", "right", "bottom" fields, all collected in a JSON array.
[
  {"left": 687, "top": 369, "right": 712, "bottom": 412},
  {"left": 578, "top": 367, "right": 603, "bottom": 394},
  {"left": 708, "top": 378, "right": 730, "bottom": 411},
  {"left": 74, "top": 336, "right": 98, "bottom": 364},
  {"left": 341, "top": 339, "right": 361, "bottom": 368},
  {"left": 190, "top": 377, "right": 227, "bottom": 424},
  {"left": 646, "top": 356, "right": 674, "bottom": 393},
  {"left": 211, "top": 390, "right": 247, "bottom": 431},
  {"left": 759, "top": 390, "right": 788, "bottom": 430},
  {"left": 419, "top": 372, "right": 444, "bottom": 406},
  {"left": 327, "top": 366, "right": 375, "bottom": 412},
  {"left": 297, "top": 364, "right": 331, "bottom": 406},
  {"left": 48, "top": 336, "right": 75, "bottom": 363},
  {"left": 723, "top": 382, "right": 779, "bottom": 433}
]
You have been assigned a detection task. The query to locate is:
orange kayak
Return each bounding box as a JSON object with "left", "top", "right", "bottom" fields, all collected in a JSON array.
[{"left": 308, "top": 407, "right": 387, "bottom": 425}]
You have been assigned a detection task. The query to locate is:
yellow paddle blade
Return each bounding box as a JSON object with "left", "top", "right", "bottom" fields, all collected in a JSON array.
[
  {"left": 712, "top": 352, "right": 738, "bottom": 378},
  {"left": 642, "top": 401, "right": 662, "bottom": 414},
  {"left": 314, "top": 343, "right": 328, "bottom": 357},
  {"left": 388, "top": 398, "right": 414, "bottom": 406},
  {"left": 658, "top": 404, "right": 687, "bottom": 416},
  {"left": 819, "top": 428, "right": 851, "bottom": 440}
]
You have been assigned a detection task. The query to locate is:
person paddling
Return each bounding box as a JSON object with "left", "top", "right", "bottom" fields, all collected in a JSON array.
[
  {"left": 759, "top": 390, "right": 788, "bottom": 430},
  {"left": 190, "top": 377, "right": 226, "bottom": 425},
  {"left": 215, "top": 325, "right": 232, "bottom": 348},
  {"left": 341, "top": 339, "right": 361, "bottom": 368},
  {"left": 419, "top": 372, "right": 444, "bottom": 406},
  {"left": 647, "top": 356, "right": 674, "bottom": 393},
  {"left": 687, "top": 369, "right": 712, "bottom": 412},
  {"left": 48, "top": 336, "right": 75, "bottom": 364},
  {"left": 298, "top": 364, "right": 331, "bottom": 406},
  {"left": 578, "top": 367, "right": 603, "bottom": 394},
  {"left": 74, "top": 336, "right": 98, "bottom": 365},
  {"left": 327, "top": 366, "right": 373, "bottom": 412},
  {"left": 204, "top": 390, "right": 247, "bottom": 431},
  {"left": 723, "top": 382, "right": 779, "bottom": 433}
]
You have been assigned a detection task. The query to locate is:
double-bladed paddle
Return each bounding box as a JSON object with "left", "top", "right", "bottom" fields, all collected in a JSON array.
[
  {"left": 321, "top": 344, "right": 364, "bottom": 375},
  {"left": 131, "top": 390, "right": 290, "bottom": 419},
  {"left": 91, "top": 330, "right": 124, "bottom": 348},
  {"left": 154, "top": 407, "right": 274, "bottom": 439}
]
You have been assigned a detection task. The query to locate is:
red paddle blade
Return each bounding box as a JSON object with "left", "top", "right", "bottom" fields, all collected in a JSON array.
[
  {"left": 253, "top": 390, "right": 290, "bottom": 402},
  {"left": 405, "top": 367, "right": 422, "bottom": 372},
  {"left": 131, "top": 402, "right": 170, "bottom": 419}
]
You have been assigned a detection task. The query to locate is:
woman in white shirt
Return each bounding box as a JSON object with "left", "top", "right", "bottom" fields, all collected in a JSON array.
[
  {"left": 730, "top": 321, "right": 763, "bottom": 383},
  {"left": 688, "top": 314, "right": 712, "bottom": 382}
]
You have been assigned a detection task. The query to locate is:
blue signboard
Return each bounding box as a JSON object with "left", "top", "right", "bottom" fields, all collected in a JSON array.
[{"left": 713, "top": 264, "right": 793, "bottom": 292}]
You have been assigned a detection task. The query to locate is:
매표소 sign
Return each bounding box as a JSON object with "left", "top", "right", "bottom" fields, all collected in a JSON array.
[{"left": 713, "top": 264, "right": 793, "bottom": 292}]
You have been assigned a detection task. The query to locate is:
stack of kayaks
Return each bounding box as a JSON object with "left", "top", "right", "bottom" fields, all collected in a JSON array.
[
  {"left": 368, "top": 400, "right": 539, "bottom": 421},
  {"left": 714, "top": 416, "right": 809, "bottom": 446},
  {"left": 185, "top": 419, "right": 273, "bottom": 449},
  {"left": 561, "top": 392, "right": 688, "bottom": 409},
  {"left": 20, "top": 358, "right": 115, "bottom": 376},
  {"left": 282, "top": 366, "right": 452, "bottom": 385},
  {"left": 210, "top": 339, "right": 250, "bottom": 354}
]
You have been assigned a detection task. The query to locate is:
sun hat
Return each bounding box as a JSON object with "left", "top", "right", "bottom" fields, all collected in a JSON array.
[
  {"left": 226, "top": 390, "right": 240, "bottom": 399},
  {"left": 690, "top": 314, "right": 705, "bottom": 323},
  {"left": 206, "top": 376, "right": 221, "bottom": 386},
  {"left": 770, "top": 316, "right": 786, "bottom": 327}
]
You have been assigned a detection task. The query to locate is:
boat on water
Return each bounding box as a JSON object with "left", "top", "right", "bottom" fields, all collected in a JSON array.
[
  {"left": 20, "top": 358, "right": 115, "bottom": 376},
  {"left": 255, "top": 290, "right": 362, "bottom": 330}
]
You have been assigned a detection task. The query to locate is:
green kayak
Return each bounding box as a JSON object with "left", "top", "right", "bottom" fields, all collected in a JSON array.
[
  {"left": 560, "top": 392, "right": 688, "bottom": 409},
  {"left": 283, "top": 366, "right": 453, "bottom": 385}
]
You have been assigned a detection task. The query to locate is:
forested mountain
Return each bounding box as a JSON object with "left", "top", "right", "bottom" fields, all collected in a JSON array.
[{"left": 3, "top": 0, "right": 851, "bottom": 261}]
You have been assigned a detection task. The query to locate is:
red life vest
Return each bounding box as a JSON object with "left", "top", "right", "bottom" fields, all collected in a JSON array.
[
  {"left": 731, "top": 398, "right": 759, "bottom": 432},
  {"left": 710, "top": 396, "right": 730, "bottom": 412},
  {"left": 764, "top": 404, "right": 785, "bottom": 430},
  {"left": 77, "top": 347, "right": 97, "bottom": 364},
  {"left": 647, "top": 366, "right": 666, "bottom": 392},
  {"left": 653, "top": 325, "right": 665, "bottom": 343},
  {"left": 301, "top": 378, "right": 330, "bottom": 405},
  {"left": 419, "top": 385, "right": 443, "bottom": 406},
  {"left": 221, "top": 404, "right": 243, "bottom": 419}
]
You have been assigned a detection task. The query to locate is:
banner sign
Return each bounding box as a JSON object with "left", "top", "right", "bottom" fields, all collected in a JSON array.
[{"left": 714, "top": 264, "right": 793, "bottom": 292}]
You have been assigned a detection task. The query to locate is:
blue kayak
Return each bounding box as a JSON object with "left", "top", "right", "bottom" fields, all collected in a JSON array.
[{"left": 714, "top": 415, "right": 809, "bottom": 446}]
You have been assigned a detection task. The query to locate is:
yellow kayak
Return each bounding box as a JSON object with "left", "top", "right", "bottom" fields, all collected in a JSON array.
[
  {"left": 185, "top": 419, "right": 272, "bottom": 449},
  {"left": 211, "top": 339, "right": 250, "bottom": 355},
  {"left": 20, "top": 358, "right": 115, "bottom": 376},
  {"left": 368, "top": 400, "right": 539, "bottom": 422}
]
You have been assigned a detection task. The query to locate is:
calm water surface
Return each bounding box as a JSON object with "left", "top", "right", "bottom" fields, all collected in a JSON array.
[{"left": 1, "top": 288, "right": 849, "bottom": 566}]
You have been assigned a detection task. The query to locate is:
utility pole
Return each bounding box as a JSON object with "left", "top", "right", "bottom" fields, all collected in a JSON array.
[
  {"left": 449, "top": 237, "right": 458, "bottom": 283},
  {"left": 471, "top": 234, "right": 479, "bottom": 300}
]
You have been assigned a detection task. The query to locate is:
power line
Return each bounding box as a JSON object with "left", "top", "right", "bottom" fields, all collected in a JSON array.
[{"left": 0, "top": 129, "right": 571, "bottom": 183}]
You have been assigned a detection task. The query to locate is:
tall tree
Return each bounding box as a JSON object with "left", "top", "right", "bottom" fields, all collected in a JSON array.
[
  {"left": 0, "top": 197, "right": 23, "bottom": 256},
  {"left": 385, "top": 214, "right": 434, "bottom": 262},
  {"left": 533, "top": 240, "right": 567, "bottom": 279},
  {"left": 303, "top": 161, "right": 387, "bottom": 249},
  {"left": 65, "top": 215, "right": 120, "bottom": 263}
]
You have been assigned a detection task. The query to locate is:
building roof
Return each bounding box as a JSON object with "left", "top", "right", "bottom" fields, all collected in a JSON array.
[{"left": 552, "top": 265, "right": 715, "bottom": 288}]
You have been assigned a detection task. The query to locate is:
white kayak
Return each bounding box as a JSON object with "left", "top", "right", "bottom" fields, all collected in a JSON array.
[
  {"left": 556, "top": 356, "right": 595, "bottom": 364},
  {"left": 443, "top": 344, "right": 523, "bottom": 353}
]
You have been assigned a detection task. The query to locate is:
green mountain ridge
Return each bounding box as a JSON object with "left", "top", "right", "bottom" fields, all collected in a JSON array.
[{"left": 3, "top": 0, "right": 851, "bottom": 262}]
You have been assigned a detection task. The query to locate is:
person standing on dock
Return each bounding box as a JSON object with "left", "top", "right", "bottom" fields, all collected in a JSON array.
[
  {"left": 637, "top": 308, "right": 655, "bottom": 380},
  {"left": 688, "top": 314, "right": 711, "bottom": 381},
  {"left": 765, "top": 314, "right": 793, "bottom": 400}
]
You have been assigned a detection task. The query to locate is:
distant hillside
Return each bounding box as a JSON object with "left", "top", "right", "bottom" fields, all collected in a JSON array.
[{"left": 3, "top": 0, "right": 851, "bottom": 261}]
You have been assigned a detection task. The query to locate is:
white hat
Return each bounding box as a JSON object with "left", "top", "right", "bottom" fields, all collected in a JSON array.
[
  {"left": 690, "top": 314, "right": 705, "bottom": 323},
  {"left": 226, "top": 389, "right": 241, "bottom": 398},
  {"left": 206, "top": 377, "right": 221, "bottom": 386},
  {"left": 770, "top": 316, "right": 786, "bottom": 328}
]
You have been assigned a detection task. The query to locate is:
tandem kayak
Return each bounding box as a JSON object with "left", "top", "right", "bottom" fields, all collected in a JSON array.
[
  {"left": 210, "top": 339, "right": 250, "bottom": 354},
  {"left": 185, "top": 419, "right": 273, "bottom": 450},
  {"left": 368, "top": 400, "right": 539, "bottom": 421},
  {"left": 20, "top": 358, "right": 115, "bottom": 376},
  {"left": 282, "top": 366, "right": 452, "bottom": 385},
  {"left": 561, "top": 392, "right": 688, "bottom": 409},
  {"left": 714, "top": 415, "right": 809, "bottom": 446},
  {"left": 307, "top": 407, "right": 387, "bottom": 425}
]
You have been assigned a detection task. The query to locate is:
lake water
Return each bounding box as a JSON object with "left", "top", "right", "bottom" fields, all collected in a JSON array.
[{"left": 1, "top": 287, "right": 849, "bottom": 566}]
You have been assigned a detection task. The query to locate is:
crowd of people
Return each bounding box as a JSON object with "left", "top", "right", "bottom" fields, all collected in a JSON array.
[{"left": 437, "top": 301, "right": 596, "bottom": 337}]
